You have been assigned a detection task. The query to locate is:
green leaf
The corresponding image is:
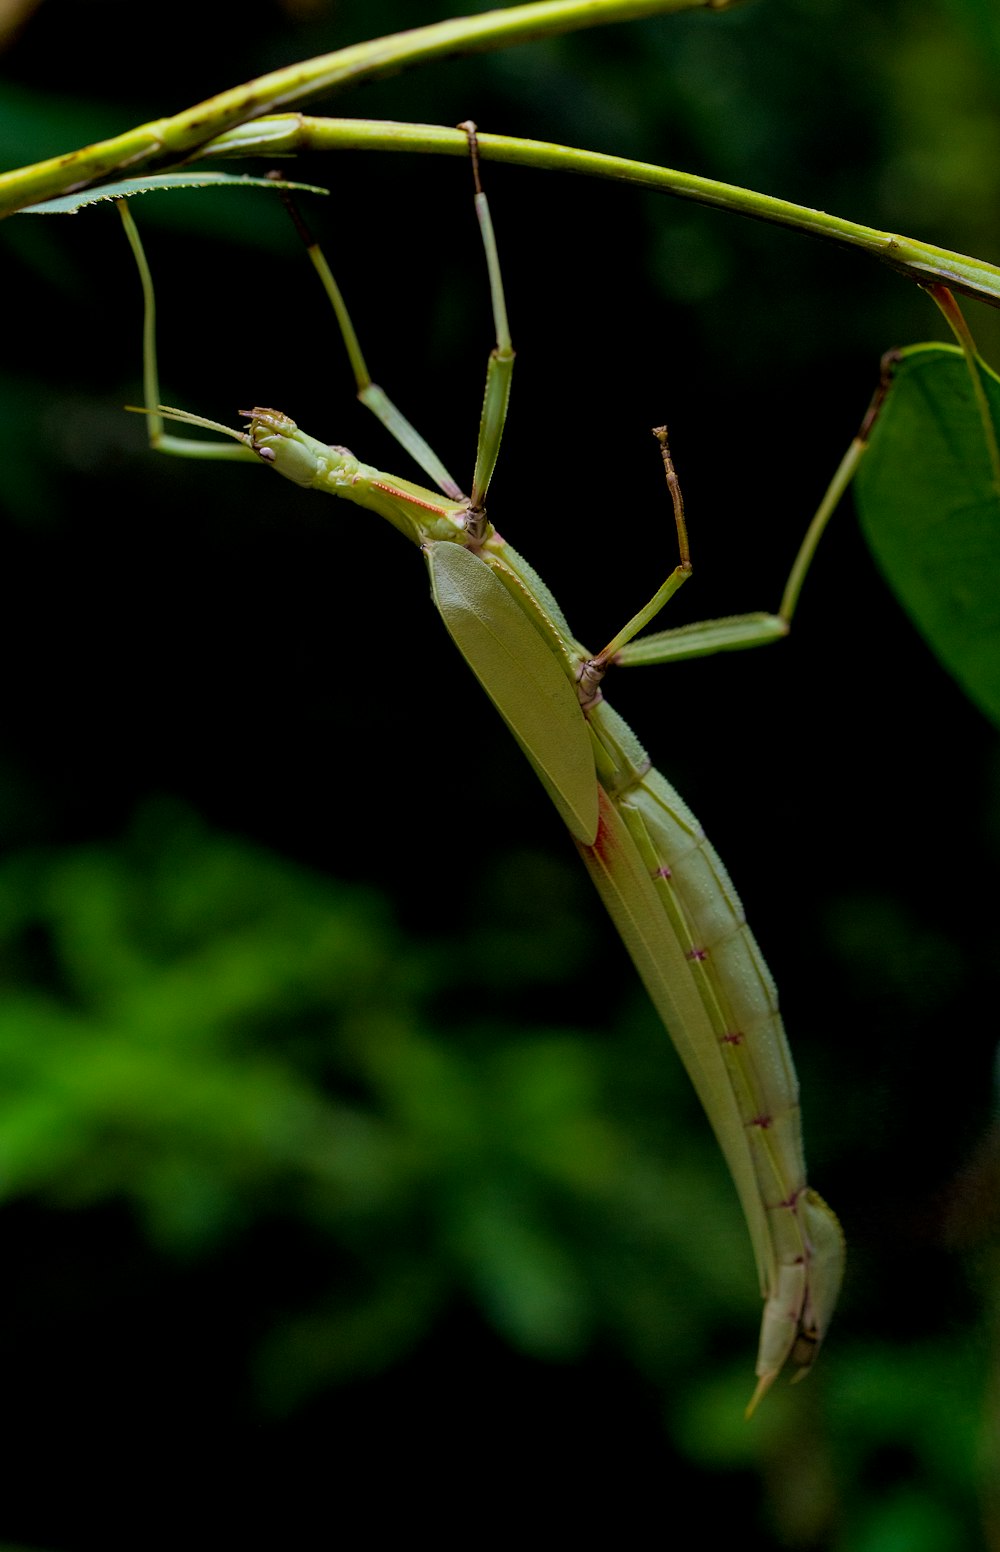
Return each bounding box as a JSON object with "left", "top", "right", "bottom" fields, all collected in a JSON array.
[
  {"left": 855, "top": 342, "right": 1000, "bottom": 728},
  {"left": 19, "top": 170, "right": 328, "bottom": 214}
]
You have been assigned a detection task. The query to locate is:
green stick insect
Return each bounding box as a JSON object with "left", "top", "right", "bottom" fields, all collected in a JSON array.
[{"left": 116, "top": 128, "right": 851, "bottom": 1416}]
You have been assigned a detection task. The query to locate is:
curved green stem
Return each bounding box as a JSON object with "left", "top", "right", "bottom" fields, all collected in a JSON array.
[
  {"left": 0, "top": 0, "right": 733, "bottom": 216},
  {"left": 206, "top": 116, "right": 1000, "bottom": 308}
]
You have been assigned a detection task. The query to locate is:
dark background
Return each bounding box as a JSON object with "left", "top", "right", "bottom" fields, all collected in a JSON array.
[{"left": 1, "top": 1, "right": 999, "bottom": 1546}]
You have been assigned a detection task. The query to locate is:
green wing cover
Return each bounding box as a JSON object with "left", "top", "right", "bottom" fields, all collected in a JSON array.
[{"left": 427, "top": 541, "right": 598, "bottom": 845}]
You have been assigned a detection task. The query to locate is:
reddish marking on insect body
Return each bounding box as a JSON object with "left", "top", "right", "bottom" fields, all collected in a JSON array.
[
  {"left": 589, "top": 817, "right": 614, "bottom": 866},
  {"left": 687, "top": 946, "right": 708, "bottom": 962},
  {"left": 721, "top": 1031, "right": 744, "bottom": 1046},
  {"left": 370, "top": 479, "right": 451, "bottom": 516},
  {"left": 588, "top": 788, "right": 619, "bottom": 865}
]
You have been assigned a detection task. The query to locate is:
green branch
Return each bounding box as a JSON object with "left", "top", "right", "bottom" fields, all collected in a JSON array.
[
  {"left": 197, "top": 115, "right": 1000, "bottom": 310},
  {"left": 0, "top": 0, "right": 734, "bottom": 216},
  {"left": 6, "top": 0, "right": 997, "bottom": 305}
]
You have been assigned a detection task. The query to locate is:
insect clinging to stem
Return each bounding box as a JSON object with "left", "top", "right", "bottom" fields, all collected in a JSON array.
[{"left": 118, "top": 122, "right": 854, "bottom": 1415}]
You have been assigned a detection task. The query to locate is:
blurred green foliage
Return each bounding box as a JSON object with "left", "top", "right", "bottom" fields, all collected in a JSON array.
[
  {"left": 16, "top": 795, "right": 772, "bottom": 1321},
  {"left": 1, "top": 0, "right": 1000, "bottom": 1547}
]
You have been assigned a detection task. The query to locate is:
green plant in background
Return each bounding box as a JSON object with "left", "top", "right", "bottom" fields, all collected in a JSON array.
[
  {"left": 0, "top": 801, "right": 730, "bottom": 1404},
  {"left": 1, "top": 0, "right": 1000, "bottom": 1547}
]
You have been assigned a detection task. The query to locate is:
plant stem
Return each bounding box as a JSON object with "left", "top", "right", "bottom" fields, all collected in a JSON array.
[
  {"left": 0, "top": 0, "right": 734, "bottom": 215},
  {"left": 205, "top": 116, "right": 1000, "bottom": 309}
]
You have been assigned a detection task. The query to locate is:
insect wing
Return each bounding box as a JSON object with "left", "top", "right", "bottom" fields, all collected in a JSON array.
[{"left": 428, "top": 541, "right": 598, "bottom": 845}]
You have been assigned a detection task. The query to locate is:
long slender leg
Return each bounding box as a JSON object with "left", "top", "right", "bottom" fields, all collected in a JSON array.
[
  {"left": 461, "top": 121, "right": 516, "bottom": 525},
  {"left": 923, "top": 281, "right": 1000, "bottom": 490},
  {"left": 274, "top": 121, "right": 516, "bottom": 529},
  {"left": 601, "top": 283, "right": 988, "bottom": 675},
  {"left": 577, "top": 426, "right": 694, "bottom": 705},
  {"left": 118, "top": 200, "right": 257, "bottom": 463},
  {"left": 586, "top": 358, "right": 899, "bottom": 683},
  {"left": 274, "top": 182, "right": 465, "bottom": 501}
]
